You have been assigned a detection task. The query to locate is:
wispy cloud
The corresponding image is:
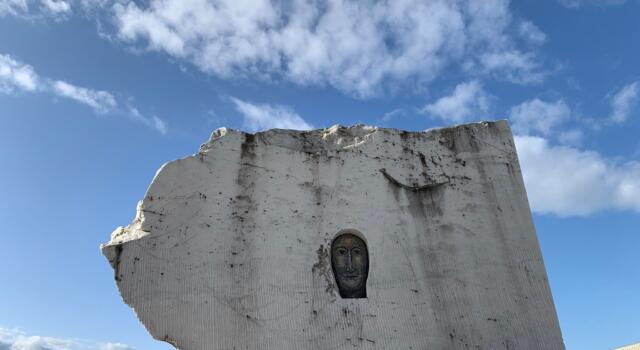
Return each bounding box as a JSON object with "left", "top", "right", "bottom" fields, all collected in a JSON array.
[
  {"left": 422, "top": 80, "right": 490, "bottom": 123},
  {"left": 476, "top": 50, "right": 546, "bottom": 85},
  {"left": 111, "top": 0, "right": 547, "bottom": 97},
  {"left": 509, "top": 98, "right": 571, "bottom": 136},
  {"left": 609, "top": 81, "right": 639, "bottom": 123},
  {"left": 41, "top": 0, "right": 71, "bottom": 15},
  {"left": 557, "top": 128, "right": 584, "bottom": 146},
  {"left": 0, "top": 53, "right": 40, "bottom": 93},
  {"left": 0, "top": 328, "right": 134, "bottom": 350},
  {"left": 515, "top": 135, "right": 640, "bottom": 216},
  {"left": 518, "top": 20, "right": 547, "bottom": 45},
  {"left": 0, "top": 0, "right": 72, "bottom": 19},
  {"left": 98, "top": 343, "right": 135, "bottom": 350},
  {"left": 381, "top": 108, "right": 407, "bottom": 122},
  {"left": 52, "top": 80, "right": 117, "bottom": 114},
  {"left": 127, "top": 106, "right": 167, "bottom": 135},
  {"left": 557, "top": 0, "right": 627, "bottom": 8},
  {"left": 0, "top": 53, "right": 167, "bottom": 134},
  {"left": 0, "top": 0, "right": 29, "bottom": 17},
  {"left": 230, "top": 97, "right": 313, "bottom": 132}
]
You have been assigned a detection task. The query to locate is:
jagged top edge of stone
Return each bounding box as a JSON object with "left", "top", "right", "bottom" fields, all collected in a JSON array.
[
  {"left": 200, "top": 120, "right": 509, "bottom": 153},
  {"left": 102, "top": 119, "right": 510, "bottom": 249}
]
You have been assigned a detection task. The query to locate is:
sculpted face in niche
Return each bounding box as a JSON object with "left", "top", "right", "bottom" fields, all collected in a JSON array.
[{"left": 331, "top": 233, "right": 368, "bottom": 298}]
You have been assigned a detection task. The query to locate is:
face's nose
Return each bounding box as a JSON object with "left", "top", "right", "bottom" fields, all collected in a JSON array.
[{"left": 347, "top": 250, "right": 353, "bottom": 271}]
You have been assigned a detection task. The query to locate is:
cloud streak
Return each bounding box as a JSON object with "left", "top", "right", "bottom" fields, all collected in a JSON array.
[
  {"left": 127, "top": 106, "right": 168, "bottom": 135},
  {"left": 0, "top": 328, "right": 134, "bottom": 350},
  {"left": 0, "top": 53, "right": 167, "bottom": 134},
  {"left": 230, "top": 97, "right": 313, "bottom": 132},
  {"left": 609, "top": 81, "right": 639, "bottom": 123},
  {"left": 52, "top": 80, "right": 117, "bottom": 114},
  {"left": 557, "top": 0, "right": 627, "bottom": 8},
  {"left": 518, "top": 21, "right": 546, "bottom": 45},
  {"left": 0, "top": 0, "right": 72, "bottom": 18}
]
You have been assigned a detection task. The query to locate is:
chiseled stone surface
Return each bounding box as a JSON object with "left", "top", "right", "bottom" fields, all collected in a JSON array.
[
  {"left": 102, "top": 121, "right": 565, "bottom": 350},
  {"left": 616, "top": 344, "right": 640, "bottom": 350}
]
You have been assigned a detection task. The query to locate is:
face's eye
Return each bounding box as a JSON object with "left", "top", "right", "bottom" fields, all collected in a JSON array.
[
  {"left": 352, "top": 248, "right": 361, "bottom": 255},
  {"left": 337, "top": 247, "right": 347, "bottom": 255}
]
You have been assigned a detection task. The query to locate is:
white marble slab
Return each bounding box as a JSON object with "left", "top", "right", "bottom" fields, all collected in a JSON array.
[{"left": 102, "top": 121, "right": 564, "bottom": 350}]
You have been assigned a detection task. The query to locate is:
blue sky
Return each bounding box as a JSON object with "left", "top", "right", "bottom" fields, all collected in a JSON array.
[{"left": 0, "top": 0, "right": 639, "bottom": 349}]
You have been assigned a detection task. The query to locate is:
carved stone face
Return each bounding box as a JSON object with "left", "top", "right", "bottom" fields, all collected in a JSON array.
[{"left": 331, "top": 233, "right": 368, "bottom": 298}]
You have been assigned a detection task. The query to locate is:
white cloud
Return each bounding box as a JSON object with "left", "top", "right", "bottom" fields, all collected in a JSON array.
[
  {"left": 0, "top": 0, "right": 72, "bottom": 18},
  {"left": 381, "top": 108, "right": 406, "bottom": 122},
  {"left": 230, "top": 97, "right": 313, "bottom": 132},
  {"left": 609, "top": 81, "right": 639, "bottom": 123},
  {"left": 0, "top": 0, "right": 28, "bottom": 16},
  {"left": 11, "top": 336, "right": 73, "bottom": 350},
  {"left": 41, "top": 0, "right": 70, "bottom": 14},
  {"left": 515, "top": 135, "right": 640, "bottom": 216},
  {"left": 422, "top": 80, "right": 490, "bottom": 123},
  {"left": 506, "top": 97, "right": 640, "bottom": 217},
  {"left": 509, "top": 98, "right": 571, "bottom": 136},
  {"left": 127, "top": 106, "right": 168, "bottom": 135},
  {"left": 558, "top": 0, "right": 627, "bottom": 8},
  {"left": 3, "top": 1, "right": 548, "bottom": 95},
  {"left": 0, "top": 52, "right": 167, "bottom": 133},
  {"left": 0, "top": 53, "right": 40, "bottom": 93},
  {"left": 52, "top": 80, "right": 117, "bottom": 114},
  {"left": 98, "top": 343, "right": 134, "bottom": 350},
  {"left": 0, "top": 328, "right": 134, "bottom": 350},
  {"left": 50, "top": 81, "right": 168, "bottom": 133},
  {"left": 477, "top": 50, "right": 545, "bottom": 84},
  {"left": 518, "top": 20, "right": 546, "bottom": 45},
  {"left": 558, "top": 128, "right": 584, "bottom": 146},
  {"left": 150, "top": 115, "right": 167, "bottom": 135},
  {"left": 111, "top": 0, "right": 545, "bottom": 97}
]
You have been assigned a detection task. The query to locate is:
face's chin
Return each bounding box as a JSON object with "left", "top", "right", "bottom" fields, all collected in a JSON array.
[{"left": 338, "top": 275, "right": 363, "bottom": 292}]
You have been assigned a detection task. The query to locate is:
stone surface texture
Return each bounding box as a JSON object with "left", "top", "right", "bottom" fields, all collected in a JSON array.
[{"left": 102, "top": 121, "right": 564, "bottom": 350}]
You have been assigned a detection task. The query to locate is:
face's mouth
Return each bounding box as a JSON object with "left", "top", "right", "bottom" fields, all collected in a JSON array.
[{"left": 342, "top": 274, "right": 361, "bottom": 281}]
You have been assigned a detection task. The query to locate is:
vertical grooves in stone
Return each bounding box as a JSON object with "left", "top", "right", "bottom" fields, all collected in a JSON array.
[{"left": 104, "top": 122, "right": 564, "bottom": 349}]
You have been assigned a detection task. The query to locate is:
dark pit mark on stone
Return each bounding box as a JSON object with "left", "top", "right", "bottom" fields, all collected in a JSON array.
[{"left": 112, "top": 244, "right": 124, "bottom": 282}]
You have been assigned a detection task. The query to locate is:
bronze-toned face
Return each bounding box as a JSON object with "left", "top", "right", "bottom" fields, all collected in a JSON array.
[{"left": 331, "top": 233, "right": 368, "bottom": 298}]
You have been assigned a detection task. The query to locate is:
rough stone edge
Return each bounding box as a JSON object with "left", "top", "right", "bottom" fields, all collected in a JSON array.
[
  {"left": 101, "top": 120, "right": 509, "bottom": 251},
  {"left": 98, "top": 119, "right": 516, "bottom": 348}
]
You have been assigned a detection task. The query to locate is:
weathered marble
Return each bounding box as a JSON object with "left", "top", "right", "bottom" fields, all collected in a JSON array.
[{"left": 102, "top": 121, "right": 564, "bottom": 349}]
